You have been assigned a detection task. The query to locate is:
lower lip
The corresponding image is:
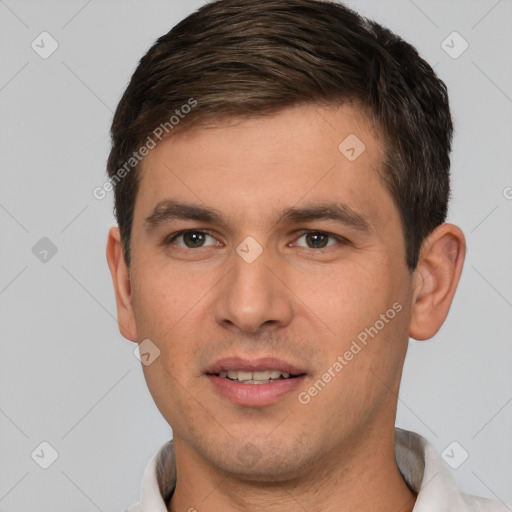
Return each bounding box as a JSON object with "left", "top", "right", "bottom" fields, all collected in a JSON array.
[{"left": 207, "top": 375, "right": 306, "bottom": 406}]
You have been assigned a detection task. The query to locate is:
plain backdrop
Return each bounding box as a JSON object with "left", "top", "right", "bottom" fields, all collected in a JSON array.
[{"left": 0, "top": 1, "right": 511, "bottom": 510}]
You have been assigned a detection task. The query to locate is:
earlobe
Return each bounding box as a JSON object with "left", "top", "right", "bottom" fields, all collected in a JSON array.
[
  {"left": 106, "top": 226, "right": 138, "bottom": 342},
  {"left": 409, "top": 224, "right": 466, "bottom": 341}
]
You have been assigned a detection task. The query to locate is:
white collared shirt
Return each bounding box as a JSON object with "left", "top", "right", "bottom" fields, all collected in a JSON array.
[{"left": 125, "top": 428, "right": 508, "bottom": 511}]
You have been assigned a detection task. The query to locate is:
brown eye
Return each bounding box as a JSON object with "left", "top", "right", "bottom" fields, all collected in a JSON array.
[
  {"left": 304, "top": 232, "right": 329, "bottom": 248},
  {"left": 295, "top": 231, "right": 338, "bottom": 249},
  {"left": 169, "top": 231, "right": 219, "bottom": 249},
  {"left": 182, "top": 232, "right": 207, "bottom": 248}
]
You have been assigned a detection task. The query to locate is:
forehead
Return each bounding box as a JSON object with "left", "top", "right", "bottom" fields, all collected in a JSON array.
[{"left": 134, "top": 103, "right": 394, "bottom": 230}]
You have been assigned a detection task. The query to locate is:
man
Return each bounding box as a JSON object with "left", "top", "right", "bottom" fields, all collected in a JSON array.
[{"left": 105, "top": 1, "right": 506, "bottom": 510}]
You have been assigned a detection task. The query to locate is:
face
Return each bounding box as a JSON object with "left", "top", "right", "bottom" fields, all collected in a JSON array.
[{"left": 120, "top": 104, "right": 415, "bottom": 480}]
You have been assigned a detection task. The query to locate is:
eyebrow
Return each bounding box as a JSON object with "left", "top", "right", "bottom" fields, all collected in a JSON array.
[
  {"left": 144, "top": 200, "right": 371, "bottom": 233},
  {"left": 145, "top": 200, "right": 225, "bottom": 231},
  {"left": 276, "top": 203, "right": 371, "bottom": 233}
]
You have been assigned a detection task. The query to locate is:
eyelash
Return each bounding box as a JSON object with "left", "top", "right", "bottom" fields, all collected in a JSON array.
[{"left": 163, "top": 229, "right": 350, "bottom": 250}]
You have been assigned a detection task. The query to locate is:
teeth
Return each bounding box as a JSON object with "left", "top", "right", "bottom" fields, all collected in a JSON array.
[
  {"left": 253, "top": 370, "right": 272, "bottom": 380},
  {"left": 237, "top": 370, "right": 252, "bottom": 381},
  {"left": 218, "top": 370, "right": 294, "bottom": 382}
]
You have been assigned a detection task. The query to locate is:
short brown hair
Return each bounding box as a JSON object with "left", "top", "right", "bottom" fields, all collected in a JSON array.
[{"left": 107, "top": 0, "right": 453, "bottom": 270}]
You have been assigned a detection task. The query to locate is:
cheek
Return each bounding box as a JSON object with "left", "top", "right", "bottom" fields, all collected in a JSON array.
[
  {"left": 141, "top": 357, "right": 199, "bottom": 436},
  {"left": 305, "top": 258, "right": 410, "bottom": 383},
  {"left": 297, "top": 302, "right": 410, "bottom": 432},
  {"left": 300, "top": 259, "right": 398, "bottom": 337},
  {"left": 130, "top": 255, "right": 213, "bottom": 338}
]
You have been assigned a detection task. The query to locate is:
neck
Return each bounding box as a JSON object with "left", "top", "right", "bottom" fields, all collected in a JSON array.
[{"left": 168, "top": 426, "right": 416, "bottom": 512}]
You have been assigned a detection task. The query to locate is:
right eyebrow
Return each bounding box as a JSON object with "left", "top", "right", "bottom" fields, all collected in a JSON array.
[{"left": 144, "top": 199, "right": 225, "bottom": 232}]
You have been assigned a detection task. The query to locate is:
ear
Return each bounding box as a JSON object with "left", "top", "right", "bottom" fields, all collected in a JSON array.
[
  {"left": 409, "top": 223, "right": 466, "bottom": 340},
  {"left": 106, "top": 226, "right": 138, "bottom": 342}
]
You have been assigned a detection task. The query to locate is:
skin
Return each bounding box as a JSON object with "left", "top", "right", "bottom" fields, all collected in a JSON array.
[{"left": 107, "top": 104, "right": 465, "bottom": 512}]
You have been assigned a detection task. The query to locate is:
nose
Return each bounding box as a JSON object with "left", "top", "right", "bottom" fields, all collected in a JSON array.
[{"left": 213, "top": 246, "right": 294, "bottom": 335}]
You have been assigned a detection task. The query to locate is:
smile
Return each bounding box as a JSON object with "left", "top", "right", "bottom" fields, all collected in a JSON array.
[{"left": 206, "top": 357, "right": 307, "bottom": 406}]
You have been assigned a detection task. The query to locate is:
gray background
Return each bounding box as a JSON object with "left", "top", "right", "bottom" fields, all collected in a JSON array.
[{"left": 1, "top": 0, "right": 511, "bottom": 510}]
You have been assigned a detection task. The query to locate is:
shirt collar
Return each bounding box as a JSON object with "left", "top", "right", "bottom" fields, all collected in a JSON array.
[{"left": 135, "top": 428, "right": 501, "bottom": 512}]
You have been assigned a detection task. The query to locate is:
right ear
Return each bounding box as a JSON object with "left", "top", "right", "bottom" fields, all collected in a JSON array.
[{"left": 106, "top": 226, "right": 138, "bottom": 342}]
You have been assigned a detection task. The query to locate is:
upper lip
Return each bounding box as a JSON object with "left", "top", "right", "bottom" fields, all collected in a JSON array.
[{"left": 206, "top": 357, "right": 307, "bottom": 376}]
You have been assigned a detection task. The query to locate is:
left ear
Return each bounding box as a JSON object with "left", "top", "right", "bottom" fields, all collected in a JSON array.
[{"left": 409, "top": 223, "right": 466, "bottom": 340}]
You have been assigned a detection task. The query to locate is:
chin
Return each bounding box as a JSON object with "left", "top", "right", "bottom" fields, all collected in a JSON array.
[{"left": 207, "top": 437, "right": 317, "bottom": 483}]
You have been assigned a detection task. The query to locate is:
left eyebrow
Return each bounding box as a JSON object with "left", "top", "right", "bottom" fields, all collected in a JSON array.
[{"left": 276, "top": 203, "right": 372, "bottom": 233}]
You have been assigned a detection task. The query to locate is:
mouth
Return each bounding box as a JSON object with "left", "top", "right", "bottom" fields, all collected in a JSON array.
[{"left": 206, "top": 357, "right": 307, "bottom": 406}]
